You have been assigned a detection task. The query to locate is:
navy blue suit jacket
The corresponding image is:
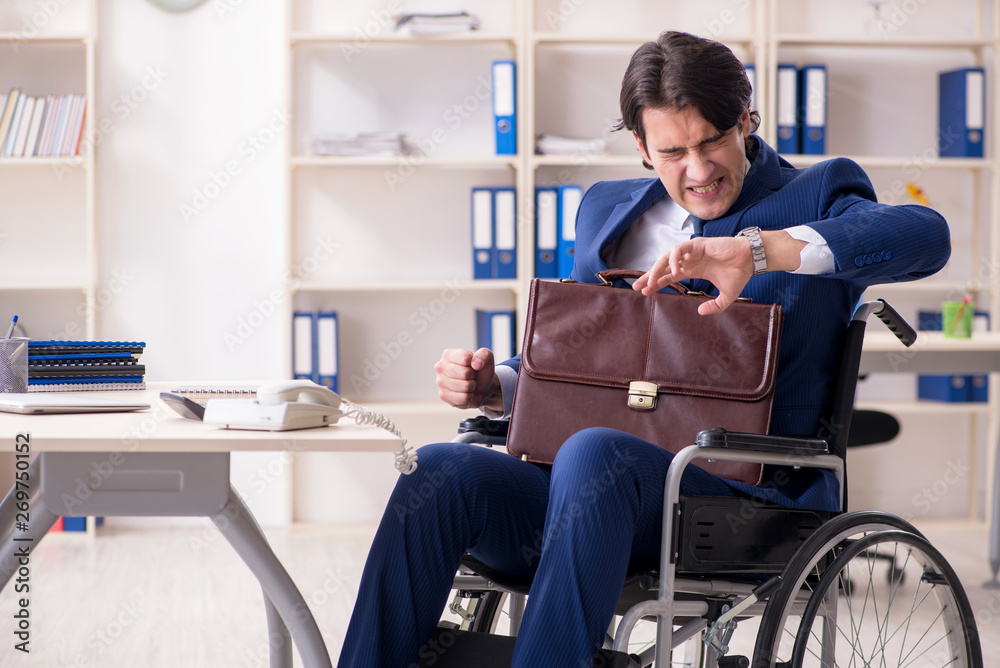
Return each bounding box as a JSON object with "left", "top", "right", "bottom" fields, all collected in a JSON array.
[{"left": 502, "top": 137, "right": 949, "bottom": 499}]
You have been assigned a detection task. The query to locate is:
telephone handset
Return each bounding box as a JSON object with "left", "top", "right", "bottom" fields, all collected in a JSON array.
[
  {"left": 255, "top": 380, "right": 343, "bottom": 410},
  {"left": 163, "top": 380, "right": 417, "bottom": 474}
]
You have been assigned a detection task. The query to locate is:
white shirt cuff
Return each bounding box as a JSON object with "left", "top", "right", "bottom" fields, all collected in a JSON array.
[
  {"left": 786, "top": 225, "right": 835, "bottom": 275},
  {"left": 481, "top": 363, "right": 518, "bottom": 419}
]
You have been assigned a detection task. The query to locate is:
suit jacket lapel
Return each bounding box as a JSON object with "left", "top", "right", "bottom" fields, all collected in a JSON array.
[{"left": 595, "top": 179, "right": 667, "bottom": 272}]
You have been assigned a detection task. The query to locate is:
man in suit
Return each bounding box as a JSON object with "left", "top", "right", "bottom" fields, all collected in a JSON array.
[{"left": 338, "top": 31, "right": 949, "bottom": 668}]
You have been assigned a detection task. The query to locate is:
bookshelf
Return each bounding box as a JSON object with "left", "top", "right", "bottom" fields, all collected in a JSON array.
[
  {"left": 283, "top": 0, "right": 1000, "bottom": 523},
  {"left": 0, "top": 0, "right": 97, "bottom": 342}
]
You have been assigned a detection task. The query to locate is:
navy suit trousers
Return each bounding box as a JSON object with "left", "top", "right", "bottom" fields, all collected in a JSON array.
[{"left": 337, "top": 427, "right": 743, "bottom": 667}]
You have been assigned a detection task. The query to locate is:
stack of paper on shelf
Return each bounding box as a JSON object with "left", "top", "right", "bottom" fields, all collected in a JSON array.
[
  {"left": 27, "top": 340, "right": 146, "bottom": 391},
  {"left": 394, "top": 11, "right": 480, "bottom": 34},
  {"left": 535, "top": 134, "right": 607, "bottom": 156},
  {"left": 310, "top": 132, "right": 408, "bottom": 157}
]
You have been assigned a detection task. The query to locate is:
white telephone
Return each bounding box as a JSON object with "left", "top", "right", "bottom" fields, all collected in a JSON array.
[
  {"left": 202, "top": 380, "right": 344, "bottom": 431},
  {"left": 165, "top": 380, "right": 417, "bottom": 474}
]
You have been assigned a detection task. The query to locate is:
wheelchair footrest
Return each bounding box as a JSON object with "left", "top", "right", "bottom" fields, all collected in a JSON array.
[
  {"left": 675, "top": 496, "right": 834, "bottom": 574},
  {"left": 418, "top": 627, "right": 640, "bottom": 667}
]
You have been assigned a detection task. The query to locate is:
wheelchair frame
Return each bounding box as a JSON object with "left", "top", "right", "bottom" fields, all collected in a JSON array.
[{"left": 443, "top": 300, "right": 984, "bottom": 668}]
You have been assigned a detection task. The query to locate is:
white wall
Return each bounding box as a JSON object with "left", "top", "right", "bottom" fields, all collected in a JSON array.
[
  {"left": 96, "top": 0, "right": 287, "bottom": 383},
  {"left": 22, "top": 0, "right": 990, "bottom": 526}
]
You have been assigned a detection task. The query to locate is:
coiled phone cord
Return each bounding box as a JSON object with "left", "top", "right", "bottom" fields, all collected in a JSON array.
[{"left": 341, "top": 399, "right": 418, "bottom": 475}]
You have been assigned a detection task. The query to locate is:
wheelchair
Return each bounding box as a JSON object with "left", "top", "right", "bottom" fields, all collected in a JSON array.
[{"left": 430, "top": 300, "right": 984, "bottom": 668}]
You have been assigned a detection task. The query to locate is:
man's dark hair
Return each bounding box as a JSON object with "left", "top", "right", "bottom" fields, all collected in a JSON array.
[{"left": 615, "top": 31, "right": 760, "bottom": 169}]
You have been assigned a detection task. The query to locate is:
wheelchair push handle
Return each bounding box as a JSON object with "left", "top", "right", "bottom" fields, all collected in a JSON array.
[{"left": 855, "top": 299, "right": 917, "bottom": 347}]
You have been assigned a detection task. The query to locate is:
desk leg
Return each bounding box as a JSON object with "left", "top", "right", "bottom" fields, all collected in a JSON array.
[
  {"left": 0, "top": 456, "right": 41, "bottom": 542},
  {"left": 987, "top": 430, "right": 1000, "bottom": 588},
  {"left": 264, "top": 593, "right": 294, "bottom": 667},
  {"left": 0, "top": 492, "right": 58, "bottom": 593},
  {"left": 212, "top": 484, "right": 332, "bottom": 668}
]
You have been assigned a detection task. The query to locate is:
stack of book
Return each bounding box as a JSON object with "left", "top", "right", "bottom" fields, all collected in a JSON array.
[
  {"left": 27, "top": 340, "right": 146, "bottom": 392},
  {"left": 394, "top": 11, "right": 480, "bottom": 34},
  {"left": 535, "top": 134, "right": 607, "bottom": 156},
  {"left": 310, "top": 132, "right": 408, "bottom": 157},
  {"left": 0, "top": 89, "right": 88, "bottom": 159}
]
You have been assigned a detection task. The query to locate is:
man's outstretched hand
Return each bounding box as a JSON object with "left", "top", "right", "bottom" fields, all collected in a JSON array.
[{"left": 632, "top": 230, "right": 805, "bottom": 314}]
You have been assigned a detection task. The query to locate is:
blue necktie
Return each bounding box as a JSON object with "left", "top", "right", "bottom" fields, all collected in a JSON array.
[
  {"left": 685, "top": 215, "right": 704, "bottom": 291},
  {"left": 689, "top": 215, "right": 704, "bottom": 238}
]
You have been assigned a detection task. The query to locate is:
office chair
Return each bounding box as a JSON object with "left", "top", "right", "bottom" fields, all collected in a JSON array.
[{"left": 428, "top": 300, "right": 982, "bottom": 668}]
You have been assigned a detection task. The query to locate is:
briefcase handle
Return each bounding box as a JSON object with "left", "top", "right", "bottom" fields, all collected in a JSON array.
[{"left": 596, "top": 269, "right": 688, "bottom": 295}]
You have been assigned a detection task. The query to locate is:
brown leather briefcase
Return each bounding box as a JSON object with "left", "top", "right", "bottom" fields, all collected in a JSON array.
[{"left": 505, "top": 271, "right": 784, "bottom": 485}]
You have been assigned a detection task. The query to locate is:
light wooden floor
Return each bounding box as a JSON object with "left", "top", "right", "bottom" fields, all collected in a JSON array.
[{"left": 0, "top": 519, "right": 996, "bottom": 667}]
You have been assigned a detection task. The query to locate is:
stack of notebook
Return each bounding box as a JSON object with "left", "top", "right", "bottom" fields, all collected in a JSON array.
[{"left": 27, "top": 340, "right": 146, "bottom": 391}]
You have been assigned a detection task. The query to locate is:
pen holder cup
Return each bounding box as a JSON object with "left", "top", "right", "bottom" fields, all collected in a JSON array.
[
  {"left": 0, "top": 337, "right": 29, "bottom": 393},
  {"left": 942, "top": 300, "right": 973, "bottom": 339}
]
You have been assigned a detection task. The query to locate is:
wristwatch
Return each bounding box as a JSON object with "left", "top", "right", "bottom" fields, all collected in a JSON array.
[{"left": 738, "top": 227, "right": 767, "bottom": 276}]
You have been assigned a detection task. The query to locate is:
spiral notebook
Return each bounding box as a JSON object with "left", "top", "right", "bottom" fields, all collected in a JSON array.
[{"left": 161, "top": 388, "right": 257, "bottom": 421}]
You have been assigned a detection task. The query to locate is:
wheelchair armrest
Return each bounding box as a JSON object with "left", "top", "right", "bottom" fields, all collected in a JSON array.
[
  {"left": 696, "top": 427, "right": 829, "bottom": 456},
  {"left": 454, "top": 416, "right": 509, "bottom": 447}
]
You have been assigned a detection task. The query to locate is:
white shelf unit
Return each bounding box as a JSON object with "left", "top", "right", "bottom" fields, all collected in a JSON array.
[
  {"left": 0, "top": 0, "right": 97, "bottom": 342},
  {"left": 767, "top": 0, "right": 1000, "bottom": 521},
  {"left": 285, "top": 0, "right": 523, "bottom": 413},
  {"left": 284, "top": 0, "right": 1000, "bottom": 520}
]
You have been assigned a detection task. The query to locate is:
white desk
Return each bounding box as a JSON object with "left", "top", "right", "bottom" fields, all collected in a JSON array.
[
  {"left": 0, "top": 383, "right": 402, "bottom": 667},
  {"left": 860, "top": 332, "right": 1000, "bottom": 587}
]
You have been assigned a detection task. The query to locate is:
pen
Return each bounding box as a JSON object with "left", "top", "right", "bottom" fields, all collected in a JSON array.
[{"left": 4, "top": 315, "right": 17, "bottom": 339}]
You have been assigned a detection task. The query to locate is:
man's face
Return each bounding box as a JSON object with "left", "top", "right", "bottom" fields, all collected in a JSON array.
[{"left": 633, "top": 105, "right": 751, "bottom": 221}]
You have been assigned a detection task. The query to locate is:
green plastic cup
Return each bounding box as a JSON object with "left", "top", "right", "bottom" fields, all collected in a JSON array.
[{"left": 942, "top": 300, "right": 973, "bottom": 339}]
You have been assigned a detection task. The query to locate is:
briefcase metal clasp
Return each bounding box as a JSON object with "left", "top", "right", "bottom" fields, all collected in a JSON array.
[{"left": 628, "top": 381, "right": 658, "bottom": 410}]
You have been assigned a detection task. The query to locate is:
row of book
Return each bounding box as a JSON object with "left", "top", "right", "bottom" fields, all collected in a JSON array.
[
  {"left": 293, "top": 311, "right": 339, "bottom": 392},
  {"left": 476, "top": 309, "right": 515, "bottom": 362},
  {"left": 49, "top": 517, "right": 103, "bottom": 533},
  {"left": 291, "top": 309, "right": 516, "bottom": 394},
  {"left": 27, "top": 340, "right": 146, "bottom": 391},
  {"left": 775, "top": 63, "right": 828, "bottom": 156},
  {"left": 917, "top": 310, "right": 988, "bottom": 402},
  {"left": 775, "top": 64, "right": 984, "bottom": 157},
  {"left": 471, "top": 184, "right": 583, "bottom": 281},
  {"left": 0, "top": 89, "right": 87, "bottom": 159},
  {"left": 394, "top": 11, "right": 480, "bottom": 35},
  {"left": 310, "top": 132, "right": 408, "bottom": 157}
]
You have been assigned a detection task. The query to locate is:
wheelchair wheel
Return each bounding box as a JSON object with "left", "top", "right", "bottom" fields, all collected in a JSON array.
[
  {"left": 788, "top": 529, "right": 981, "bottom": 667},
  {"left": 751, "top": 510, "right": 981, "bottom": 668}
]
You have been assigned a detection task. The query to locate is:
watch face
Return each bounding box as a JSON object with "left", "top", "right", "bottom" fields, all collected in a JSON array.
[{"left": 146, "top": 0, "right": 208, "bottom": 10}]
